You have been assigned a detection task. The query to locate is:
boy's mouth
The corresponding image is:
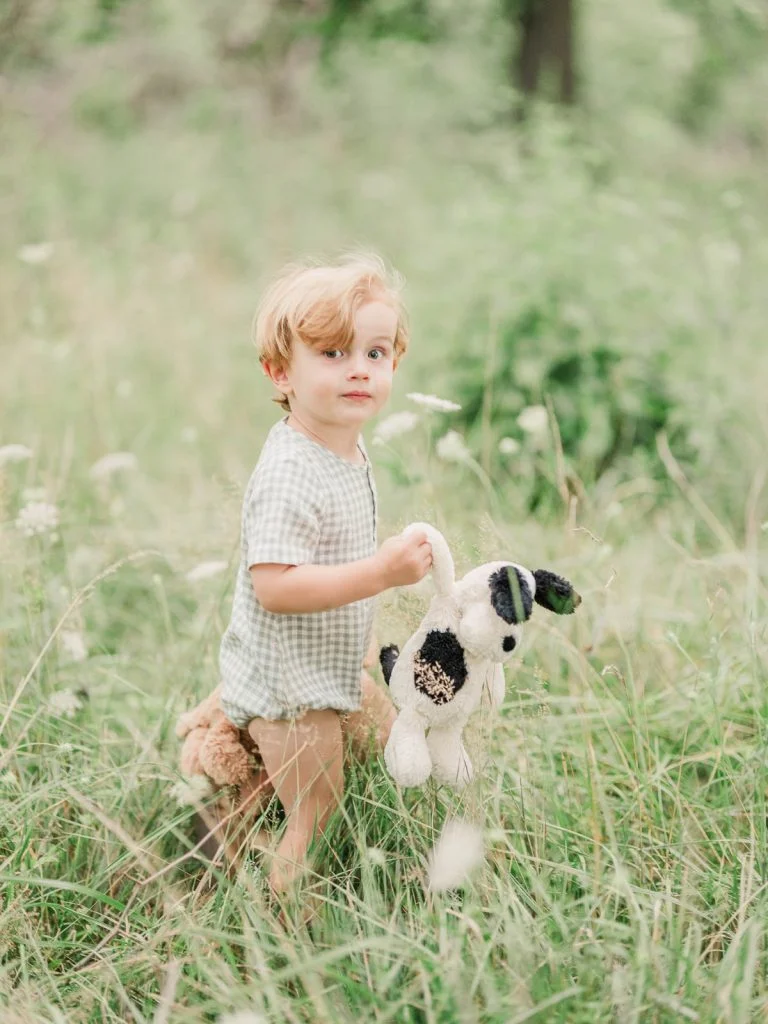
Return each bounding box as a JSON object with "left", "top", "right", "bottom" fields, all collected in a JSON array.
[{"left": 342, "top": 391, "right": 373, "bottom": 400}]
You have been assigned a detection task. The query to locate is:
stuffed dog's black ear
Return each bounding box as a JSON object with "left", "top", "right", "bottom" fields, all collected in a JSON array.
[
  {"left": 490, "top": 566, "right": 534, "bottom": 624},
  {"left": 379, "top": 644, "right": 400, "bottom": 685},
  {"left": 532, "top": 570, "right": 581, "bottom": 614}
]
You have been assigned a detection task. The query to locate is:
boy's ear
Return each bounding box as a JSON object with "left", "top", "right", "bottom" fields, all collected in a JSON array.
[
  {"left": 262, "top": 360, "right": 292, "bottom": 396},
  {"left": 532, "top": 569, "right": 581, "bottom": 615}
]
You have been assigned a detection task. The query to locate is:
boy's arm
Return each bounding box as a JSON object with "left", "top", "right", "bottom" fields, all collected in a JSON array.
[{"left": 250, "top": 531, "right": 432, "bottom": 614}]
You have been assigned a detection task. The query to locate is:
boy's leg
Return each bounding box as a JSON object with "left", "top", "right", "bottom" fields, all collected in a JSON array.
[
  {"left": 341, "top": 670, "right": 397, "bottom": 763},
  {"left": 194, "top": 766, "right": 273, "bottom": 874},
  {"left": 247, "top": 709, "right": 344, "bottom": 895}
]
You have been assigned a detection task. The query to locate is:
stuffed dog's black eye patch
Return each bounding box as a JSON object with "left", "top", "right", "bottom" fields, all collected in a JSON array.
[
  {"left": 413, "top": 629, "right": 467, "bottom": 706},
  {"left": 489, "top": 567, "right": 533, "bottom": 624},
  {"left": 502, "top": 635, "right": 517, "bottom": 652}
]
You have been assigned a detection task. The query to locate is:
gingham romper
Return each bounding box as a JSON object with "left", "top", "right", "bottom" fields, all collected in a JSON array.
[{"left": 220, "top": 417, "right": 378, "bottom": 725}]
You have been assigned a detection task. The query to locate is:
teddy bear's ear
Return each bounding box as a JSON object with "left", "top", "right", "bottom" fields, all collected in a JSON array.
[{"left": 532, "top": 569, "right": 581, "bottom": 614}]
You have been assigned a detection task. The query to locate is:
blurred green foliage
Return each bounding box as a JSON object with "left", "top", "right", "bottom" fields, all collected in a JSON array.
[
  {"left": 1, "top": 0, "right": 765, "bottom": 143},
  {"left": 453, "top": 290, "right": 691, "bottom": 510}
]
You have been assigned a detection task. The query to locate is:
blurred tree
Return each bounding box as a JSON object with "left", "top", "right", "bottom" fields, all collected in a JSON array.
[
  {"left": 668, "top": 0, "right": 768, "bottom": 134},
  {"left": 505, "top": 0, "right": 577, "bottom": 109},
  {"left": 0, "top": 0, "right": 35, "bottom": 66}
]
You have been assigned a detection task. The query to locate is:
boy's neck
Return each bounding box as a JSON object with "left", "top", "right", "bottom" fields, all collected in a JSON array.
[{"left": 286, "top": 411, "right": 365, "bottom": 465}]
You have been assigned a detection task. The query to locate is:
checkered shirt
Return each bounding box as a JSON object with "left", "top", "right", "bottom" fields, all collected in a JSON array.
[{"left": 220, "top": 417, "right": 378, "bottom": 724}]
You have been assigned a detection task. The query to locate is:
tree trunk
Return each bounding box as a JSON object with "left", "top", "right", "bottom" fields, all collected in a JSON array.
[{"left": 514, "top": 0, "right": 577, "bottom": 107}]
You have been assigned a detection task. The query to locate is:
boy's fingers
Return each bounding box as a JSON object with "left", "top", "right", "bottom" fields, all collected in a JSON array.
[{"left": 407, "top": 530, "right": 427, "bottom": 546}]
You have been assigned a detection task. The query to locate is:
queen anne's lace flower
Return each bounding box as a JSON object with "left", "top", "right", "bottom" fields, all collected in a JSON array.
[
  {"left": 498, "top": 437, "right": 520, "bottom": 455},
  {"left": 60, "top": 630, "right": 88, "bottom": 663},
  {"left": 18, "top": 242, "right": 54, "bottom": 265},
  {"left": 16, "top": 500, "right": 59, "bottom": 537},
  {"left": 406, "top": 392, "right": 462, "bottom": 413},
  {"left": 216, "top": 1012, "right": 267, "bottom": 1024},
  {"left": 372, "top": 411, "right": 420, "bottom": 445},
  {"left": 89, "top": 452, "right": 138, "bottom": 480},
  {"left": 46, "top": 689, "right": 84, "bottom": 719},
  {"left": 517, "top": 405, "right": 549, "bottom": 435},
  {"left": 435, "top": 430, "right": 472, "bottom": 464},
  {"left": 0, "top": 444, "right": 33, "bottom": 465},
  {"left": 185, "top": 560, "right": 228, "bottom": 582},
  {"left": 427, "top": 819, "right": 484, "bottom": 892}
]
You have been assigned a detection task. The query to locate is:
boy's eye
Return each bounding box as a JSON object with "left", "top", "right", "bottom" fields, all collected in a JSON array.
[
  {"left": 322, "top": 349, "right": 344, "bottom": 359},
  {"left": 368, "top": 348, "right": 388, "bottom": 360}
]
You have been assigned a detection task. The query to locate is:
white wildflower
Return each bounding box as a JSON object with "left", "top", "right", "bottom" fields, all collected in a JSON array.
[
  {"left": 18, "top": 242, "right": 54, "bottom": 265},
  {"left": 435, "top": 430, "right": 472, "bottom": 464},
  {"left": 427, "top": 819, "right": 484, "bottom": 892},
  {"left": 372, "top": 411, "right": 420, "bottom": 445},
  {"left": 15, "top": 500, "right": 60, "bottom": 537},
  {"left": 217, "top": 1012, "right": 267, "bottom": 1024},
  {"left": 406, "top": 392, "right": 462, "bottom": 413},
  {"left": 498, "top": 437, "right": 520, "bottom": 456},
  {"left": 60, "top": 629, "right": 88, "bottom": 663},
  {"left": 517, "top": 405, "right": 549, "bottom": 435},
  {"left": 47, "top": 689, "right": 84, "bottom": 719},
  {"left": 180, "top": 426, "right": 198, "bottom": 444},
  {"left": 185, "top": 560, "right": 228, "bottom": 582},
  {"left": 89, "top": 452, "right": 138, "bottom": 480},
  {"left": 58, "top": 742, "right": 75, "bottom": 754},
  {"left": 115, "top": 379, "right": 133, "bottom": 399},
  {"left": 171, "top": 775, "right": 214, "bottom": 806},
  {"left": 0, "top": 444, "right": 33, "bottom": 465},
  {"left": 605, "top": 502, "right": 623, "bottom": 520},
  {"left": 761, "top": 521, "right": 768, "bottom": 533},
  {"left": 366, "top": 846, "right": 388, "bottom": 867}
]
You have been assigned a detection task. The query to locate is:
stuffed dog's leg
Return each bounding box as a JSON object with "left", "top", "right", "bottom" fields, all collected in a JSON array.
[
  {"left": 426, "top": 724, "right": 473, "bottom": 790},
  {"left": 384, "top": 707, "right": 432, "bottom": 788}
]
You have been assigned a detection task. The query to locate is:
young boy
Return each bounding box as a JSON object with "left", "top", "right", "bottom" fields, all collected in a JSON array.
[{"left": 219, "top": 254, "right": 432, "bottom": 896}]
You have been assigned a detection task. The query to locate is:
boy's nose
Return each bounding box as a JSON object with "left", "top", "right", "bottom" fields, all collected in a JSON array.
[{"left": 347, "top": 357, "right": 370, "bottom": 379}]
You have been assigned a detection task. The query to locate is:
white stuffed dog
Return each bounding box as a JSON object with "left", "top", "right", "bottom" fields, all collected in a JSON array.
[{"left": 380, "top": 523, "right": 581, "bottom": 789}]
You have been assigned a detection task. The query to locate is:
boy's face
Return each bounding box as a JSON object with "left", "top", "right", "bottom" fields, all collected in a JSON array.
[{"left": 266, "top": 299, "right": 398, "bottom": 432}]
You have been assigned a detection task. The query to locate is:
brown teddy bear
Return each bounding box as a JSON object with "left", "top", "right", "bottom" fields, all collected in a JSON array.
[
  {"left": 176, "top": 637, "right": 383, "bottom": 871},
  {"left": 176, "top": 684, "right": 258, "bottom": 788},
  {"left": 175, "top": 685, "right": 274, "bottom": 869}
]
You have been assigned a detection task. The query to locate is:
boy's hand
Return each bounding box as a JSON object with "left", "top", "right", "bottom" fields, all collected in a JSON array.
[{"left": 375, "top": 531, "right": 433, "bottom": 588}]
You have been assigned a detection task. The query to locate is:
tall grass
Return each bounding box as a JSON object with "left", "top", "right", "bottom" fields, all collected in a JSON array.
[{"left": 2, "top": 1, "right": 768, "bottom": 1020}]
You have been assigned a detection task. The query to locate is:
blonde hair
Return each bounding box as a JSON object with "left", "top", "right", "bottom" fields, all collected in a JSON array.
[{"left": 253, "top": 252, "right": 410, "bottom": 411}]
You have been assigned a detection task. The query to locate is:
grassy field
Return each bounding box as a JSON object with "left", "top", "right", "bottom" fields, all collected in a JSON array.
[{"left": 2, "top": 2, "right": 768, "bottom": 1020}]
